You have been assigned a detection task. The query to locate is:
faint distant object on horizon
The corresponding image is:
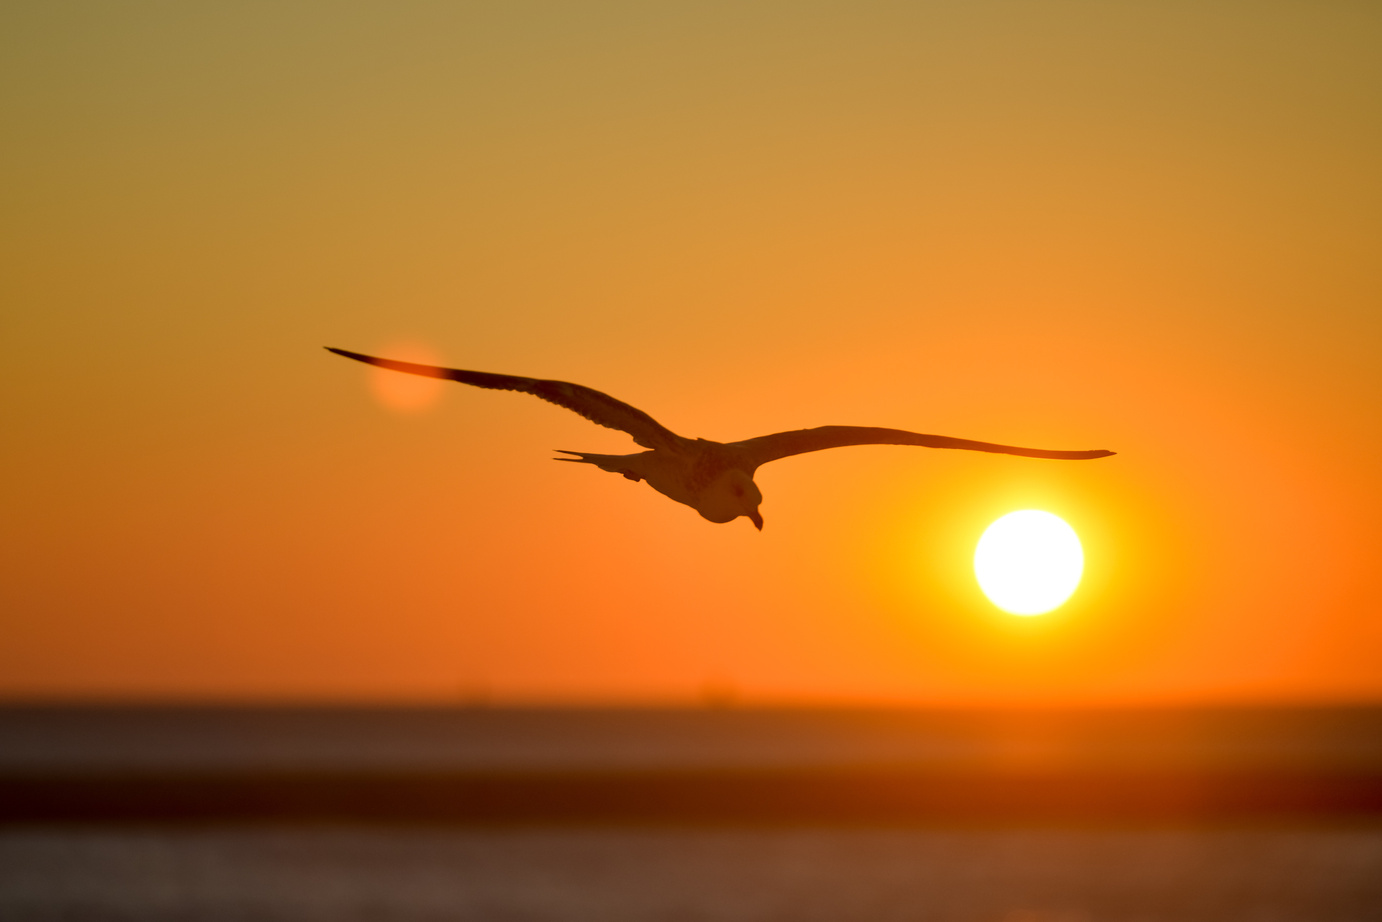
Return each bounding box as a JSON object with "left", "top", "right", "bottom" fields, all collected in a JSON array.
[{"left": 327, "top": 348, "right": 1115, "bottom": 530}]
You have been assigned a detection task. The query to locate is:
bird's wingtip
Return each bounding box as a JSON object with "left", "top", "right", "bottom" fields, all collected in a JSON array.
[{"left": 326, "top": 347, "right": 390, "bottom": 370}]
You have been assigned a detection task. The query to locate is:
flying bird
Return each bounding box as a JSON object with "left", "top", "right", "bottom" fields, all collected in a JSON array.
[{"left": 327, "top": 347, "right": 1114, "bottom": 530}]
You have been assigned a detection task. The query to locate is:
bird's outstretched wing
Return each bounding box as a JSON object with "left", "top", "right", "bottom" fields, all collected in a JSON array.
[
  {"left": 729, "top": 425, "right": 1114, "bottom": 472},
  {"left": 326, "top": 348, "right": 684, "bottom": 451}
]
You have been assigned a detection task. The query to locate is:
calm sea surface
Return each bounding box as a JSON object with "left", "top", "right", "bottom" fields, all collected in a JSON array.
[
  {"left": 3, "top": 826, "right": 1380, "bottom": 921},
  {"left": 2, "top": 706, "right": 1379, "bottom": 921}
]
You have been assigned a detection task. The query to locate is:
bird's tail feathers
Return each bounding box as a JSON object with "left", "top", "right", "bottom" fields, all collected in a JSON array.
[{"left": 553, "top": 450, "right": 625, "bottom": 472}]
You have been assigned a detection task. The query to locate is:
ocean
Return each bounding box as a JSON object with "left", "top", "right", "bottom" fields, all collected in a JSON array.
[{"left": 2, "top": 705, "right": 1379, "bottom": 921}]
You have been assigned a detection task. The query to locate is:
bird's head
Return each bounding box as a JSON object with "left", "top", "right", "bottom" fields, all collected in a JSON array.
[{"left": 699, "top": 469, "right": 764, "bottom": 530}]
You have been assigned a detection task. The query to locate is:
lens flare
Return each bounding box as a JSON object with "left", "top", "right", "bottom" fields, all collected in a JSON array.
[
  {"left": 974, "top": 510, "right": 1084, "bottom": 616},
  {"left": 368, "top": 341, "right": 445, "bottom": 414}
]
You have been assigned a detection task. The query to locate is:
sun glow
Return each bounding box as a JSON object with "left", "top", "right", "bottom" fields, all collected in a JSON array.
[{"left": 974, "top": 510, "right": 1084, "bottom": 616}]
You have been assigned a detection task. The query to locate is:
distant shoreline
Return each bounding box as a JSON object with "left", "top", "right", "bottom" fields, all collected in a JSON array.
[
  {"left": 5, "top": 765, "right": 1382, "bottom": 826},
  {"left": 4, "top": 704, "right": 1382, "bottom": 825}
]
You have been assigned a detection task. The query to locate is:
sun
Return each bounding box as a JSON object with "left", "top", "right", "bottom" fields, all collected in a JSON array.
[{"left": 974, "top": 510, "right": 1084, "bottom": 616}]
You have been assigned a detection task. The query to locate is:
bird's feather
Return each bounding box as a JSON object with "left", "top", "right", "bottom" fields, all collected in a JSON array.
[
  {"left": 326, "top": 348, "right": 684, "bottom": 451},
  {"left": 729, "top": 425, "right": 1115, "bottom": 471}
]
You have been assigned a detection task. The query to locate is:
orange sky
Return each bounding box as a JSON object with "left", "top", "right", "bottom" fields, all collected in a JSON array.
[{"left": 3, "top": 2, "right": 1380, "bottom": 705}]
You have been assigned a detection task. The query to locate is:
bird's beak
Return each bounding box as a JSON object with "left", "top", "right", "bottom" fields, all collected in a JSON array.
[{"left": 748, "top": 510, "right": 763, "bottom": 531}]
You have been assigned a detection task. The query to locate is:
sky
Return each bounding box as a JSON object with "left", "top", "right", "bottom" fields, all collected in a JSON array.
[{"left": 2, "top": 1, "right": 1380, "bottom": 706}]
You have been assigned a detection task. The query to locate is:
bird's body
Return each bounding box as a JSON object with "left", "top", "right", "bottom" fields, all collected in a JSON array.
[
  {"left": 554, "top": 441, "right": 764, "bottom": 526},
  {"left": 327, "top": 347, "right": 1114, "bottom": 530}
]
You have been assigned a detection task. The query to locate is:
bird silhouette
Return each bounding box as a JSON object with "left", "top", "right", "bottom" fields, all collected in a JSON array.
[{"left": 327, "top": 347, "right": 1114, "bottom": 530}]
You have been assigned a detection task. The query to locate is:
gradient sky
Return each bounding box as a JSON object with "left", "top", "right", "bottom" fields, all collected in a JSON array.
[{"left": 3, "top": 1, "right": 1380, "bottom": 705}]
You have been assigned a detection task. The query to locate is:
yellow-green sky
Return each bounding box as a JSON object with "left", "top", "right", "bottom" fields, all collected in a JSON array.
[{"left": 3, "top": 1, "right": 1380, "bottom": 704}]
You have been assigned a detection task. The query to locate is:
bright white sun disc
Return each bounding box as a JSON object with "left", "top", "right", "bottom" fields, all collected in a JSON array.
[{"left": 974, "top": 510, "right": 1083, "bottom": 616}]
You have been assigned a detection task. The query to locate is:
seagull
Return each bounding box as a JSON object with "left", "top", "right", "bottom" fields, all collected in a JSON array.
[{"left": 327, "top": 347, "right": 1114, "bottom": 530}]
